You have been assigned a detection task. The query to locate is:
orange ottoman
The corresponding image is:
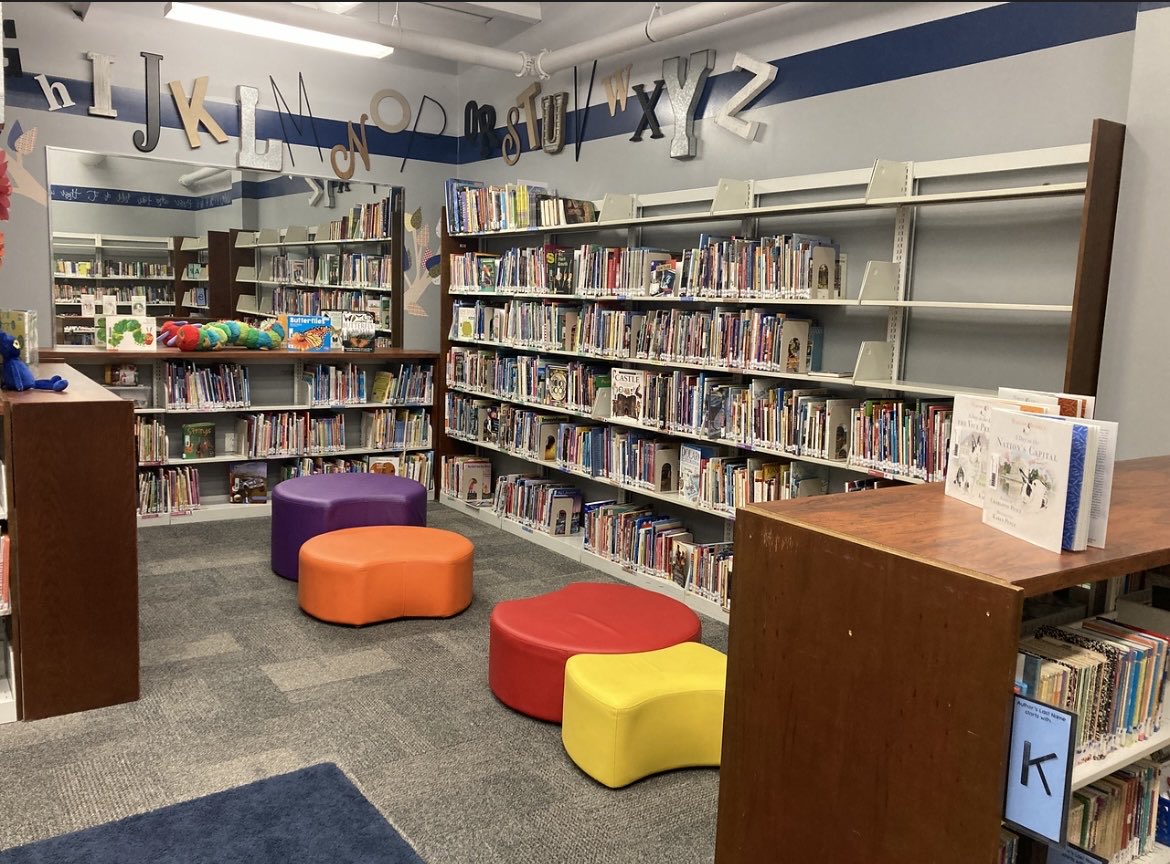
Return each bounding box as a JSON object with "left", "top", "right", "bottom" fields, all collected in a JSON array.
[{"left": 297, "top": 526, "right": 474, "bottom": 625}]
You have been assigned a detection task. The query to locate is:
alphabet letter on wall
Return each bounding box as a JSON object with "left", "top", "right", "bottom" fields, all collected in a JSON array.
[
  {"left": 35, "top": 74, "right": 74, "bottom": 111},
  {"left": 330, "top": 115, "right": 371, "bottom": 181},
  {"left": 87, "top": 52, "right": 117, "bottom": 118},
  {"left": 662, "top": 49, "right": 715, "bottom": 160},
  {"left": 237, "top": 85, "right": 282, "bottom": 172},
  {"left": 169, "top": 76, "right": 229, "bottom": 149},
  {"left": 133, "top": 52, "right": 163, "bottom": 153},
  {"left": 714, "top": 53, "right": 777, "bottom": 141}
]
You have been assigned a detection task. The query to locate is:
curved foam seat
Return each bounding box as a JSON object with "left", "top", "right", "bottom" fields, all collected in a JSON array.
[
  {"left": 562, "top": 642, "right": 727, "bottom": 788},
  {"left": 298, "top": 526, "right": 473, "bottom": 625},
  {"left": 488, "top": 582, "right": 701, "bottom": 722},
  {"left": 271, "top": 473, "right": 426, "bottom": 581}
]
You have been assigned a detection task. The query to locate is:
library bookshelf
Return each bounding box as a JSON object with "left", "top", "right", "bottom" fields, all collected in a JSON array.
[
  {"left": 715, "top": 455, "right": 1170, "bottom": 864},
  {"left": 42, "top": 347, "right": 440, "bottom": 526},
  {"left": 0, "top": 364, "right": 138, "bottom": 722},
  {"left": 437, "top": 119, "right": 1124, "bottom": 616},
  {"left": 231, "top": 191, "right": 405, "bottom": 348}
]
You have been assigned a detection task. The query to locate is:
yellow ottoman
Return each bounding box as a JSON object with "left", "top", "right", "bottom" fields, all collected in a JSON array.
[{"left": 561, "top": 642, "right": 727, "bottom": 789}]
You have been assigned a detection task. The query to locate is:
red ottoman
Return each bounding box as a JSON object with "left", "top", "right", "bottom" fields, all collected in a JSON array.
[{"left": 489, "top": 582, "right": 702, "bottom": 722}]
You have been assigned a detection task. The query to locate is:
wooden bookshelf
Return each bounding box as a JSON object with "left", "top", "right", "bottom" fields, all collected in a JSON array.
[
  {"left": 714, "top": 455, "right": 1170, "bottom": 864},
  {"left": 0, "top": 364, "right": 139, "bottom": 721}
]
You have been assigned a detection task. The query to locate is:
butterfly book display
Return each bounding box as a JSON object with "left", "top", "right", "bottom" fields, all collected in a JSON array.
[{"left": 284, "top": 314, "right": 333, "bottom": 352}]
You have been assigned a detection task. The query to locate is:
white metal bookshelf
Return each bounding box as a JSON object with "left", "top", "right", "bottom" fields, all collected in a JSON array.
[
  {"left": 440, "top": 137, "right": 1109, "bottom": 613},
  {"left": 234, "top": 214, "right": 397, "bottom": 338}
]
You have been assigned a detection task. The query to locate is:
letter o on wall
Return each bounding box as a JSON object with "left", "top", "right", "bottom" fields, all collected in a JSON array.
[{"left": 370, "top": 89, "right": 412, "bottom": 134}]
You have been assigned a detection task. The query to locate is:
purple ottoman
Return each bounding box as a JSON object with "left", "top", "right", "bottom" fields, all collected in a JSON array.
[{"left": 271, "top": 473, "right": 427, "bottom": 581}]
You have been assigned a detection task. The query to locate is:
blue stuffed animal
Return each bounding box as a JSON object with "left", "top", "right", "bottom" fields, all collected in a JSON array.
[{"left": 0, "top": 331, "right": 67, "bottom": 391}]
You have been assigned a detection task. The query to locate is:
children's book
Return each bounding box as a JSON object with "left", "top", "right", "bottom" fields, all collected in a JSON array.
[
  {"left": 228, "top": 461, "right": 269, "bottom": 503},
  {"left": 610, "top": 368, "right": 643, "bottom": 421},
  {"left": 100, "top": 315, "right": 157, "bottom": 351},
  {"left": 340, "top": 310, "right": 376, "bottom": 352},
  {"left": 367, "top": 456, "right": 400, "bottom": 476},
  {"left": 284, "top": 314, "right": 332, "bottom": 352},
  {"left": 679, "top": 443, "right": 718, "bottom": 502},
  {"left": 181, "top": 422, "right": 215, "bottom": 460},
  {"left": 982, "top": 409, "right": 1091, "bottom": 552},
  {"left": 945, "top": 395, "right": 1056, "bottom": 508}
]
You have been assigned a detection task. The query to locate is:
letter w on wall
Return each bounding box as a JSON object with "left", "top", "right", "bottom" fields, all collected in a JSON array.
[{"left": 169, "top": 76, "right": 228, "bottom": 148}]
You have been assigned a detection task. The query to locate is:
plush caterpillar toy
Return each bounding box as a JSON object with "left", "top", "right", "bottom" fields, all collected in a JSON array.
[{"left": 160, "top": 319, "right": 286, "bottom": 352}]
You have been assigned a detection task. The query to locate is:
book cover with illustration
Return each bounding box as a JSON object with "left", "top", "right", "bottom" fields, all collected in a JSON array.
[
  {"left": 181, "top": 422, "right": 216, "bottom": 460},
  {"left": 808, "top": 244, "right": 838, "bottom": 298},
  {"left": 103, "top": 363, "right": 140, "bottom": 386},
  {"left": 824, "top": 399, "right": 858, "bottom": 461},
  {"left": 368, "top": 456, "right": 400, "bottom": 476},
  {"left": 459, "top": 459, "right": 492, "bottom": 504},
  {"left": 548, "top": 488, "right": 583, "bottom": 536},
  {"left": 946, "top": 395, "right": 1057, "bottom": 508},
  {"left": 545, "top": 245, "right": 574, "bottom": 294},
  {"left": 476, "top": 254, "right": 500, "bottom": 290},
  {"left": 456, "top": 305, "right": 477, "bottom": 340},
  {"left": 679, "top": 443, "right": 718, "bottom": 502},
  {"left": 670, "top": 540, "right": 697, "bottom": 589},
  {"left": 610, "top": 368, "right": 644, "bottom": 421},
  {"left": 99, "top": 315, "right": 157, "bottom": 351},
  {"left": 340, "top": 310, "right": 376, "bottom": 352},
  {"left": 546, "top": 364, "right": 569, "bottom": 407},
  {"left": 778, "top": 318, "right": 811, "bottom": 373},
  {"left": 228, "top": 461, "right": 269, "bottom": 503},
  {"left": 982, "top": 409, "right": 1080, "bottom": 553},
  {"left": 284, "top": 314, "right": 332, "bottom": 352}
]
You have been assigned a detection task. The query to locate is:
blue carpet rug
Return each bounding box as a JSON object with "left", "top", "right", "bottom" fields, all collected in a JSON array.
[{"left": 0, "top": 763, "right": 424, "bottom": 863}]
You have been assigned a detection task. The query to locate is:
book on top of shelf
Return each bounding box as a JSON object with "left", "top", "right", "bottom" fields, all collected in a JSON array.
[
  {"left": 998, "top": 387, "right": 1095, "bottom": 420},
  {"left": 0, "top": 309, "right": 39, "bottom": 365},
  {"left": 982, "top": 408, "right": 1099, "bottom": 553},
  {"left": 80, "top": 295, "right": 97, "bottom": 317},
  {"left": 284, "top": 314, "right": 332, "bottom": 352},
  {"left": 98, "top": 315, "right": 157, "bottom": 351},
  {"left": 101, "top": 295, "right": 118, "bottom": 316},
  {"left": 228, "top": 461, "right": 268, "bottom": 503},
  {"left": 130, "top": 295, "right": 147, "bottom": 316},
  {"left": 181, "top": 422, "right": 215, "bottom": 460}
]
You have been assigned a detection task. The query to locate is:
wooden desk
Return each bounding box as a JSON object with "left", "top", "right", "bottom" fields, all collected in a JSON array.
[{"left": 715, "top": 457, "right": 1170, "bottom": 864}]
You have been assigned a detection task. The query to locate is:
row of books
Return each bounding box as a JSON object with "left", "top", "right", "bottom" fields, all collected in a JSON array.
[
  {"left": 358, "top": 409, "right": 431, "bottom": 450},
  {"left": 451, "top": 299, "right": 824, "bottom": 375},
  {"left": 441, "top": 455, "right": 493, "bottom": 506},
  {"left": 165, "top": 362, "right": 251, "bottom": 409},
  {"left": 234, "top": 412, "right": 347, "bottom": 457},
  {"left": 135, "top": 417, "right": 168, "bottom": 464},
  {"left": 445, "top": 394, "right": 828, "bottom": 509},
  {"left": 183, "top": 263, "right": 206, "bottom": 279},
  {"left": 582, "top": 500, "right": 733, "bottom": 612},
  {"left": 369, "top": 364, "right": 433, "bottom": 405},
  {"left": 299, "top": 361, "right": 433, "bottom": 406},
  {"left": 491, "top": 474, "right": 585, "bottom": 539},
  {"left": 271, "top": 287, "right": 368, "bottom": 317},
  {"left": 997, "top": 829, "right": 1018, "bottom": 864},
  {"left": 945, "top": 389, "right": 1115, "bottom": 552},
  {"left": 443, "top": 178, "right": 597, "bottom": 234},
  {"left": 273, "top": 452, "right": 433, "bottom": 485},
  {"left": 1068, "top": 756, "right": 1167, "bottom": 862},
  {"left": 53, "top": 285, "right": 174, "bottom": 303},
  {"left": 321, "top": 198, "right": 394, "bottom": 241},
  {"left": 447, "top": 233, "right": 845, "bottom": 299},
  {"left": 137, "top": 466, "right": 200, "bottom": 515},
  {"left": 100, "top": 262, "right": 172, "bottom": 277},
  {"left": 269, "top": 253, "right": 392, "bottom": 288}
]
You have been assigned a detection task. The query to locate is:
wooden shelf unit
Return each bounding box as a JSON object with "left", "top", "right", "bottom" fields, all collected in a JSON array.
[
  {"left": 715, "top": 455, "right": 1170, "bottom": 864},
  {"left": 42, "top": 347, "right": 441, "bottom": 518},
  {"left": 0, "top": 364, "right": 139, "bottom": 721}
]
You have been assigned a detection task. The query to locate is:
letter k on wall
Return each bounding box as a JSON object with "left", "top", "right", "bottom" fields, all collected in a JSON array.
[{"left": 169, "top": 76, "right": 228, "bottom": 148}]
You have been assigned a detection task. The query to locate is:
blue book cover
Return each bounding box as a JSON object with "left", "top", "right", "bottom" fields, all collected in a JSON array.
[{"left": 1061, "top": 423, "right": 1089, "bottom": 551}]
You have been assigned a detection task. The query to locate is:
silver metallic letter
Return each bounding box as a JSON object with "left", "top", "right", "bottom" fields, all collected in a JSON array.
[
  {"left": 662, "top": 49, "right": 714, "bottom": 160},
  {"left": 715, "top": 52, "right": 777, "bottom": 141},
  {"left": 237, "top": 85, "right": 282, "bottom": 171}
]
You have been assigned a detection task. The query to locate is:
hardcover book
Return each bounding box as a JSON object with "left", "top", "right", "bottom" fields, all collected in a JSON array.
[
  {"left": 0, "top": 309, "right": 39, "bottom": 365},
  {"left": 610, "top": 368, "right": 643, "bottom": 421},
  {"left": 228, "top": 461, "right": 269, "bottom": 503},
  {"left": 982, "top": 409, "right": 1085, "bottom": 552},
  {"left": 340, "top": 310, "right": 376, "bottom": 352},
  {"left": 546, "top": 364, "right": 569, "bottom": 407},
  {"left": 130, "top": 295, "right": 147, "bottom": 316},
  {"left": 99, "top": 315, "right": 157, "bottom": 351},
  {"left": 546, "top": 246, "right": 574, "bottom": 295},
  {"left": 104, "top": 363, "right": 140, "bottom": 386},
  {"left": 368, "top": 456, "right": 400, "bottom": 476},
  {"left": 945, "top": 395, "right": 1056, "bottom": 508},
  {"left": 181, "top": 422, "right": 216, "bottom": 460},
  {"left": 778, "top": 318, "right": 811, "bottom": 373},
  {"left": 284, "top": 314, "right": 332, "bottom": 352},
  {"left": 476, "top": 254, "right": 500, "bottom": 290}
]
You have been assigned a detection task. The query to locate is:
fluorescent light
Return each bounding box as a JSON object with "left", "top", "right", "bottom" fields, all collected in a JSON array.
[{"left": 164, "top": 2, "right": 394, "bottom": 59}]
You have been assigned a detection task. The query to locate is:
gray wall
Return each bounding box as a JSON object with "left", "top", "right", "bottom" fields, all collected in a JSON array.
[{"left": 2, "top": 1, "right": 455, "bottom": 349}]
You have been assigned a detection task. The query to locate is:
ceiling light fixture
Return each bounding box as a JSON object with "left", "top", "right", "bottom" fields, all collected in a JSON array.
[{"left": 164, "top": 2, "right": 394, "bottom": 59}]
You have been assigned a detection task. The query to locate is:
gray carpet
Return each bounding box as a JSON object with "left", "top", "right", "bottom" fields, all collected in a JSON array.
[{"left": 0, "top": 503, "right": 727, "bottom": 863}]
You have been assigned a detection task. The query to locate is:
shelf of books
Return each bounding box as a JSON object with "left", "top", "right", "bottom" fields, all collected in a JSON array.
[
  {"left": 42, "top": 347, "right": 439, "bottom": 527},
  {"left": 440, "top": 127, "right": 1125, "bottom": 622},
  {"left": 52, "top": 233, "right": 178, "bottom": 346},
  {"left": 233, "top": 193, "right": 404, "bottom": 348}
]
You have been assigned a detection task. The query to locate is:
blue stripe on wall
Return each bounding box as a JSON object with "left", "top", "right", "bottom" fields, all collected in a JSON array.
[
  {"left": 9, "top": 1, "right": 1139, "bottom": 167},
  {"left": 50, "top": 183, "right": 234, "bottom": 210},
  {"left": 1139, "top": 1, "right": 1170, "bottom": 10}
]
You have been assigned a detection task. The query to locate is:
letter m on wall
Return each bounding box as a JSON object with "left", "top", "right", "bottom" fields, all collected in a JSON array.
[{"left": 270, "top": 73, "right": 323, "bottom": 167}]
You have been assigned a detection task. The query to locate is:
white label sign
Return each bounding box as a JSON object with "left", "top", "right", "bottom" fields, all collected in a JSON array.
[
  {"left": 1003, "top": 694, "right": 1076, "bottom": 844},
  {"left": 1048, "top": 844, "right": 1107, "bottom": 864}
]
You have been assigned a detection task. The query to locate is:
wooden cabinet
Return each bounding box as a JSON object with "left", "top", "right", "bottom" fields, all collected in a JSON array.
[
  {"left": 1, "top": 363, "right": 139, "bottom": 721},
  {"left": 714, "top": 455, "right": 1170, "bottom": 863}
]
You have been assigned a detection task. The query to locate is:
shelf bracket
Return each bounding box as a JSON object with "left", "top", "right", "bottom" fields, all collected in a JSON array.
[
  {"left": 865, "top": 160, "right": 911, "bottom": 200},
  {"left": 597, "top": 193, "right": 636, "bottom": 224},
  {"left": 710, "top": 178, "right": 752, "bottom": 215},
  {"left": 857, "top": 261, "right": 900, "bottom": 303},
  {"left": 852, "top": 340, "right": 895, "bottom": 385}
]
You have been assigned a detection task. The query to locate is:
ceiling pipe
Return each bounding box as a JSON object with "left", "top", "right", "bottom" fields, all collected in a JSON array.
[
  {"left": 179, "top": 166, "right": 232, "bottom": 189},
  {"left": 536, "top": 2, "right": 784, "bottom": 78},
  {"left": 174, "top": 1, "right": 787, "bottom": 78}
]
